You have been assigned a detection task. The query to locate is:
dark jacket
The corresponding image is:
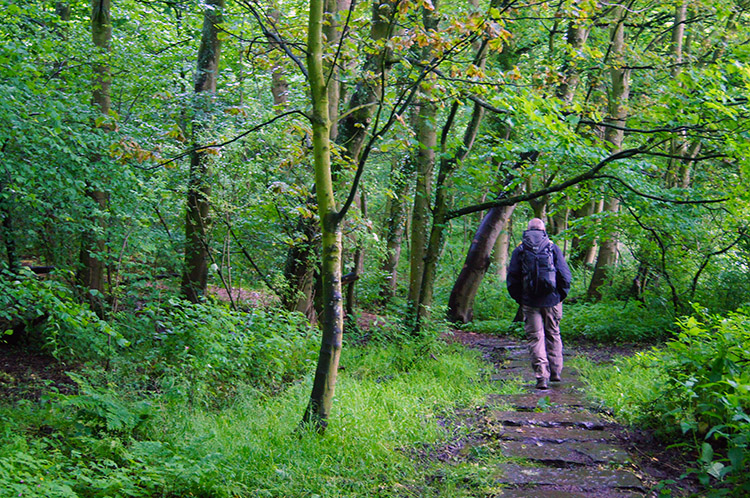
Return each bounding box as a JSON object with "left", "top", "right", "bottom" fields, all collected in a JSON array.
[{"left": 507, "top": 229, "right": 572, "bottom": 308}]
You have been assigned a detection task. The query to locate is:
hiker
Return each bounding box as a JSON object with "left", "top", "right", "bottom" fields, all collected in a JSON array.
[{"left": 506, "top": 218, "right": 572, "bottom": 390}]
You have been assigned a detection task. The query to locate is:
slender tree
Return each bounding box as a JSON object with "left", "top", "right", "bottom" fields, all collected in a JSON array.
[
  {"left": 587, "top": 3, "right": 631, "bottom": 300},
  {"left": 301, "top": 0, "right": 343, "bottom": 433},
  {"left": 181, "top": 0, "right": 225, "bottom": 303},
  {"left": 77, "top": 0, "right": 112, "bottom": 308}
]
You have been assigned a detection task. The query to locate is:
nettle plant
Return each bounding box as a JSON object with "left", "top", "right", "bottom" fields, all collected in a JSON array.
[{"left": 656, "top": 308, "right": 750, "bottom": 489}]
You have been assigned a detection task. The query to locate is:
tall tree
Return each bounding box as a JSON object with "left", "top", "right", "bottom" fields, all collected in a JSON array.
[
  {"left": 587, "top": 3, "right": 631, "bottom": 300},
  {"left": 77, "top": 0, "right": 112, "bottom": 307},
  {"left": 181, "top": 0, "right": 225, "bottom": 303},
  {"left": 406, "top": 3, "right": 439, "bottom": 314},
  {"left": 301, "top": 0, "right": 343, "bottom": 433}
]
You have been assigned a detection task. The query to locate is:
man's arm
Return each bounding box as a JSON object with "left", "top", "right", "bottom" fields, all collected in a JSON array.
[{"left": 554, "top": 245, "right": 572, "bottom": 299}]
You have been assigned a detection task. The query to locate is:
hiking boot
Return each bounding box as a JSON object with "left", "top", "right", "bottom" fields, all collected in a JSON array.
[
  {"left": 535, "top": 378, "right": 549, "bottom": 390},
  {"left": 550, "top": 375, "right": 561, "bottom": 382}
]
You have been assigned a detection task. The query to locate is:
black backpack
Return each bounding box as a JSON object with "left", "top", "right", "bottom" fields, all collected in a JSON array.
[{"left": 521, "top": 239, "right": 557, "bottom": 297}]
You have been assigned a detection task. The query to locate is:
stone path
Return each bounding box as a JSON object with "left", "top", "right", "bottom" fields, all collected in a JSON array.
[{"left": 464, "top": 336, "right": 651, "bottom": 497}]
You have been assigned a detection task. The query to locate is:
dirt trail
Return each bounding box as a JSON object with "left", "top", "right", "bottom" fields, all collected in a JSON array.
[{"left": 446, "top": 331, "right": 696, "bottom": 498}]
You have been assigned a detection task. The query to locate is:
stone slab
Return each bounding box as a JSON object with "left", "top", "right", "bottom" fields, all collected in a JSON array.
[
  {"left": 496, "top": 464, "right": 644, "bottom": 491},
  {"left": 493, "top": 489, "right": 644, "bottom": 498},
  {"left": 491, "top": 410, "right": 607, "bottom": 430},
  {"left": 502, "top": 359, "right": 531, "bottom": 369},
  {"left": 498, "top": 440, "right": 629, "bottom": 465},
  {"left": 489, "top": 393, "right": 590, "bottom": 410},
  {"left": 496, "top": 425, "right": 619, "bottom": 443},
  {"left": 493, "top": 490, "right": 594, "bottom": 498}
]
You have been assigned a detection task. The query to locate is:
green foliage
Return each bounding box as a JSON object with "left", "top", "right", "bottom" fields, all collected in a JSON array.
[
  {"left": 59, "top": 373, "right": 154, "bottom": 434},
  {"left": 577, "top": 308, "right": 750, "bottom": 493},
  {"left": 0, "top": 338, "right": 514, "bottom": 498},
  {"left": 114, "top": 299, "right": 319, "bottom": 396},
  {"left": 563, "top": 300, "right": 675, "bottom": 342},
  {"left": 0, "top": 270, "right": 121, "bottom": 360}
]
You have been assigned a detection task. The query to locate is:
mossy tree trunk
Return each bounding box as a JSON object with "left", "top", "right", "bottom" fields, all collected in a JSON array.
[
  {"left": 587, "top": 4, "right": 630, "bottom": 300},
  {"left": 301, "top": 0, "right": 344, "bottom": 434}
]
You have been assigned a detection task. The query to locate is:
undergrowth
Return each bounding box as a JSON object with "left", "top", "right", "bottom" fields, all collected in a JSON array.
[
  {"left": 574, "top": 307, "right": 750, "bottom": 497},
  {"left": 0, "top": 285, "right": 520, "bottom": 498}
]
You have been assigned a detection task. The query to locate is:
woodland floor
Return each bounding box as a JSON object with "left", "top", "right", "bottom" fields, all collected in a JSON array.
[{"left": 1, "top": 325, "right": 701, "bottom": 497}]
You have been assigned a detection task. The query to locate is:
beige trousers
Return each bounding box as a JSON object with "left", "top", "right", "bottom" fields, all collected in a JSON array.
[{"left": 522, "top": 302, "right": 563, "bottom": 380}]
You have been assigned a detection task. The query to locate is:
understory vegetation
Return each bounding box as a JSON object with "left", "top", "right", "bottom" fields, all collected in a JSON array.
[
  {"left": 1, "top": 273, "right": 527, "bottom": 498},
  {"left": 575, "top": 309, "right": 750, "bottom": 497},
  {"left": 2, "top": 0, "right": 750, "bottom": 496},
  {"left": 3, "top": 269, "right": 750, "bottom": 497}
]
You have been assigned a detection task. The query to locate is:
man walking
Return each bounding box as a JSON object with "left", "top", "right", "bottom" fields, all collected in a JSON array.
[{"left": 507, "top": 218, "right": 572, "bottom": 390}]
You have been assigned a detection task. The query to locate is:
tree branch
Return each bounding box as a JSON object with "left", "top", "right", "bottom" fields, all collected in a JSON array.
[
  {"left": 595, "top": 174, "right": 729, "bottom": 204},
  {"left": 148, "top": 109, "right": 307, "bottom": 170},
  {"left": 238, "top": 0, "right": 308, "bottom": 78},
  {"left": 447, "top": 147, "right": 643, "bottom": 220}
]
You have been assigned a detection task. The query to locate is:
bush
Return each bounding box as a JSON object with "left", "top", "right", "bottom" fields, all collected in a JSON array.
[
  {"left": 563, "top": 299, "right": 675, "bottom": 342},
  {"left": 577, "top": 307, "right": 750, "bottom": 494},
  {"left": 113, "top": 300, "right": 319, "bottom": 396},
  {"left": 0, "top": 269, "right": 121, "bottom": 361}
]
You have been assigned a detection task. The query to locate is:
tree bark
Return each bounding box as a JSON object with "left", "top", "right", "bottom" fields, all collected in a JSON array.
[
  {"left": 338, "top": 0, "right": 396, "bottom": 322},
  {"left": 417, "top": 94, "right": 486, "bottom": 327},
  {"left": 181, "top": 0, "right": 224, "bottom": 303},
  {"left": 281, "top": 212, "right": 319, "bottom": 320},
  {"left": 587, "top": 5, "right": 630, "bottom": 301},
  {"left": 301, "top": 0, "right": 344, "bottom": 434},
  {"left": 407, "top": 98, "right": 437, "bottom": 309},
  {"left": 447, "top": 203, "right": 516, "bottom": 323},
  {"left": 570, "top": 200, "right": 599, "bottom": 266},
  {"left": 492, "top": 208, "right": 514, "bottom": 280},
  {"left": 379, "top": 157, "right": 412, "bottom": 302},
  {"left": 267, "top": 9, "right": 289, "bottom": 111},
  {"left": 283, "top": 0, "right": 395, "bottom": 319},
  {"left": 77, "top": 0, "right": 111, "bottom": 307}
]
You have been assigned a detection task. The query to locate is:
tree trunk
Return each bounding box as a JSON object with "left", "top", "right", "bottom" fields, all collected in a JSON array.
[
  {"left": 325, "top": 0, "right": 351, "bottom": 141},
  {"left": 181, "top": 0, "right": 224, "bottom": 303},
  {"left": 447, "top": 203, "right": 516, "bottom": 323},
  {"left": 301, "top": 0, "right": 343, "bottom": 434},
  {"left": 417, "top": 93, "right": 486, "bottom": 327},
  {"left": 492, "top": 209, "right": 514, "bottom": 280},
  {"left": 379, "top": 157, "right": 412, "bottom": 302},
  {"left": 556, "top": 20, "right": 590, "bottom": 106},
  {"left": 406, "top": 0, "right": 448, "bottom": 316},
  {"left": 665, "top": 0, "right": 688, "bottom": 188},
  {"left": 281, "top": 212, "right": 319, "bottom": 320},
  {"left": 445, "top": 149, "right": 536, "bottom": 323},
  {"left": 77, "top": 0, "right": 111, "bottom": 307},
  {"left": 587, "top": 5, "right": 630, "bottom": 301},
  {"left": 267, "top": 9, "right": 289, "bottom": 111},
  {"left": 283, "top": 0, "right": 394, "bottom": 319},
  {"left": 407, "top": 99, "right": 437, "bottom": 309},
  {"left": 338, "top": 0, "right": 396, "bottom": 321},
  {"left": 570, "top": 200, "right": 599, "bottom": 266}
]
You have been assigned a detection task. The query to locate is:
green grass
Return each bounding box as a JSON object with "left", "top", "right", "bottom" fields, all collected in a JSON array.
[
  {"left": 569, "top": 352, "right": 668, "bottom": 426},
  {"left": 0, "top": 342, "right": 523, "bottom": 498}
]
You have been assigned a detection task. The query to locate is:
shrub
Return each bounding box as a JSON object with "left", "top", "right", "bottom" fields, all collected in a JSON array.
[
  {"left": 0, "top": 269, "right": 121, "bottom": 361},
  {"left": 577, "top": 307, "right": 750, "bottom": 494},
  {"left": 563, "top": 299, "right": 675, "bottom": 342},
  {"left": 113, "top": 300, "right": 319, "bottom": 396}
]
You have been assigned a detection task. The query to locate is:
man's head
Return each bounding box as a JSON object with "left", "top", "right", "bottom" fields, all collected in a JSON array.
[{"left": 527, "top": 218, "right": 545, "bottom": 231}]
